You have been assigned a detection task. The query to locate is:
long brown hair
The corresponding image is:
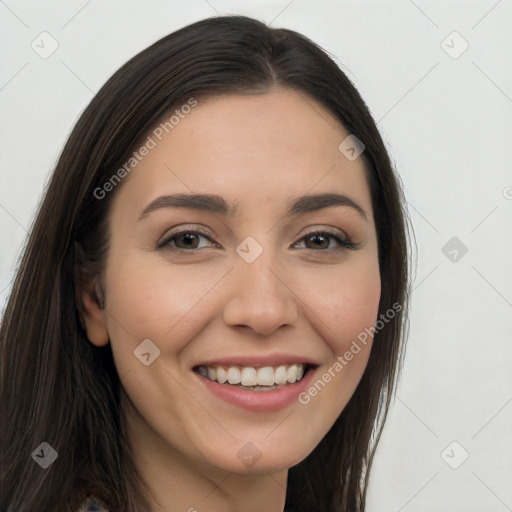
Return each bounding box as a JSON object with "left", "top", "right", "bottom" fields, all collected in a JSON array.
[{"left": 0, "top": 15, "right": 409, "bottom": 511}]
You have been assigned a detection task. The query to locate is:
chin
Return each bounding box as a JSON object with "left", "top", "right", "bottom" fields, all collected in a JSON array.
[{"left": 200, "top": 438, "right": 317, "bottom": 476}]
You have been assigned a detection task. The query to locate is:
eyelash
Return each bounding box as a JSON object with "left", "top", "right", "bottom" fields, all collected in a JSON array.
[{"left": 157, "top": 227, "right": 359, "bottom": 253}]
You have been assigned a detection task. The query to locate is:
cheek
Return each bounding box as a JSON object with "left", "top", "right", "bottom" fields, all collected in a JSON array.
[
  {"left": 103, "top": 253, "right": 228, "bottom": 355},
  {"left": 293, "top": 260, "right": 380, "bottom": 446},
  {"left": 308, "top": 258, "right": 381, "bottom": 352}
]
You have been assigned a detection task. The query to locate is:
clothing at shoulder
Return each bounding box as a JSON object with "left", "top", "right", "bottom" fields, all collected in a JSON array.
[{"left": 75, "top": 495, "right": 109, "bottom": 511}]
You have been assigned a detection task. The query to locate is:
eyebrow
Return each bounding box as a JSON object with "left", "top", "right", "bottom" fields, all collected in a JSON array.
[{"left": 138, "top": 192, "right": 367, "bottom": 221}]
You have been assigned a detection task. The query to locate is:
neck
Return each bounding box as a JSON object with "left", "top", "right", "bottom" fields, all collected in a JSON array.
[{"left": 121, "top": 392, "right": 287, "bottom": 512}]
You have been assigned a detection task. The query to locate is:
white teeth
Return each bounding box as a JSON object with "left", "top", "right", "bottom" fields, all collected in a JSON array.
[
  {"left": 286, "top": 365, "right": 297, "bottom": 384},
  {"left": 227, "top": 367, "right": 241, "bottom": 384},
  {"left": 241, "top": 367, "right": 258, "bottom": 386},
  {"left": 216, "top": 367, "right": 228, "bottom": 384},
  {"left": 275, "top": 365, "right": 288, "bottom": 385},
  {"left": 257, "top": 366, "right": 274, "bottom": 386},
  {"left": 207, "top": 367, "right": 217, "bottom": 381},
  {"left": 197, "top": 363, "right": 307, "bottom": 388}
]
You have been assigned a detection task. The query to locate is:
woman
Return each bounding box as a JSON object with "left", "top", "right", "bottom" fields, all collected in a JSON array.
[{"left": 0, "top": 15, "right": 409, "bottom": 512}]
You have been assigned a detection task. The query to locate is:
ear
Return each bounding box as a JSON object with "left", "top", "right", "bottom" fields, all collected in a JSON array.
[{"left": 81, "top": 280, "right": 109, "bottom": 347}]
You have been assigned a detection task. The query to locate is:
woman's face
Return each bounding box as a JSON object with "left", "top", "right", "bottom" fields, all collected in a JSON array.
[{"left": 84, "top": 89, "right": 381, "bottom": 475}]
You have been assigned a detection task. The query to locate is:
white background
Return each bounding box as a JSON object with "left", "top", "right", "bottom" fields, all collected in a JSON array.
[{"left": 1, "top": 1, "right": 511, "bottom": 510}]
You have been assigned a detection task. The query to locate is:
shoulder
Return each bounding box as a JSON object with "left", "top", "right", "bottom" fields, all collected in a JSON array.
[{"left": 74, "top": 495, "right": 110, "bottom": 512}]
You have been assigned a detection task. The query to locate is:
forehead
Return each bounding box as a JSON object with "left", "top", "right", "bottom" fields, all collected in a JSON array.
[{"left": 111, "top": 89, "right": 372, "bottom": 220}]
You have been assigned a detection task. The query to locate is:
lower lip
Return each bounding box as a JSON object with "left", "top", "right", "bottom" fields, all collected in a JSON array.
[{"left": 194, "top": 368, "right": 316, "bottom": 412}]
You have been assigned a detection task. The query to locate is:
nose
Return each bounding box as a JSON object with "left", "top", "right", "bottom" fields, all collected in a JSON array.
[{"left": 222, "top": 253, "right": 300, "bottom": 337}]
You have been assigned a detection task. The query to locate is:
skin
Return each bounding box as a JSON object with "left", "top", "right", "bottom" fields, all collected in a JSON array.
[{"left": 81, "top": 88, "right": 381, "bottom": 512}]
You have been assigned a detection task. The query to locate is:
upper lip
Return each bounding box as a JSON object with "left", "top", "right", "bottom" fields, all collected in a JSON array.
[{"left": 193, "top": 353, "right": 320, "bottom": 369}]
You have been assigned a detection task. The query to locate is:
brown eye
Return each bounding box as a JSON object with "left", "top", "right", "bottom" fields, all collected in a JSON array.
[
  {"left": 304, "top": 233, "right": 331, "bottom": 250},
  {"left": 173, "top": 232, "right": 202, "bottom": 249},
  {"left": 157, "top": 230, "right": 216, "bottom": 251},
  {"left": 293, "top": 230, "right": 358, "bottom": 251}
]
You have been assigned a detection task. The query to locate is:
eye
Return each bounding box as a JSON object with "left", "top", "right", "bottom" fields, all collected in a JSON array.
[
  {"left": 292, "top": 229, "right": 358, "bottom": 251},
  {"left": 157, "top": 229, "right": 219, "bottom": 251},
  {"left": 157, "top": 227, "right": 358, "bottom": 253}
]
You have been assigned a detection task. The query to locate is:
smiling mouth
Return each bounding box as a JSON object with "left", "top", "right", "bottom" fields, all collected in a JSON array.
[{"left": 193, "top": 363, "right": 313, "bottom": 391}]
